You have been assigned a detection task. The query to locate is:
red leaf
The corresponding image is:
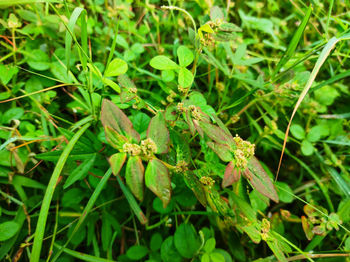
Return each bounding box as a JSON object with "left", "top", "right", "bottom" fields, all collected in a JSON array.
[
  {"left": 145, "top": 159, "right": 171, "bottom": 208},
  {"left": 222, "top": 161, "right": 241, "bottom": 188},
  {"left": 243, "top": 157, "right": 279, "bottom": 203},
  {"left": 199, "top": 121, "right": 233, "bottom": 145},
  {"left": 101, "top": 99, "right": 140, "bottom": 143},
  {"left": 125, "top": 156, "right": 144, "bottom": 201},
  {"left": 147, "top": 112, "right": 170, "bottom": 154}
]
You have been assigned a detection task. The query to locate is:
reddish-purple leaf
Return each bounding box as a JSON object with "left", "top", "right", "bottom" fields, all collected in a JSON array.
[
  {"left": 183, "top": 111, "right": 196, "bottom": 135},
  {"left": 125, "top": 156, "right": 144, "bottom": 201},
  {"left": 207, "top": 142, "right": 233, "bottom": 162},
  {"left": 243, "top": 157, "right": 279, "bottom": 203},
  {"left": 101, "top": 99, "right": 140, "bottom": 143},
  {"left": 145, "top": 159, "right": 171, "bottom": 208},
  {"left": 222, "top": 161, "right": 241, "bottom": 188},
  {"left": 199, "top": 121, "right": 233, "bottom": 145},
  {"left": 109, "top": 152, "right": 127, "bottom": 175},
  {"left": 193, "top": 119, "right": 204, "bottom": 137},
  {"left": 147, "top": 112, "right": 169, "bottom": 154}
]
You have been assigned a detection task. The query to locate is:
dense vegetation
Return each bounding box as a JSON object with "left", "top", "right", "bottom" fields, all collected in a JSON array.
[{"left": 0, "top": 0, "right": 350, "bottom": 261}]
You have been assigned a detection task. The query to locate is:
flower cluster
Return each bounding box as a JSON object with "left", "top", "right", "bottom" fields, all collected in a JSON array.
[{"left": 232, "top": 135, "right": 255, "bottom": 168}]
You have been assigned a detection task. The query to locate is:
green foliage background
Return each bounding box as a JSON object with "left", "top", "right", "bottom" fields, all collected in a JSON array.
[{"left": 0, "top": 0, "right": 350, "bottom": 261}]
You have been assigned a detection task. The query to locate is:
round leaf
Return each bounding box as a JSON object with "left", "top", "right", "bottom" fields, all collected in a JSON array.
[
  {"left": 126, "top": 245, "right": 149, "bottom": 260},
  {"left": 27, "top": 49, "right": 50, "bottom": 71},
  {"left": 174, "top": 223, "right": 201, "bottom": 258},
  {"left": 177, "top": 46, "right": 194, "bottom": 67},
  {"left": 105, "top": 58, "right": 128, "bottom": 77},
  {"left": 161, "top": 236, "right": 183, "bottom": 262},
  {"left": 150, "top": 56, "right": 179, "bottom": 70},
  {"left": 204, "top": 238, "right": 216, "bottom": 253},
  {"left": 301, "top": 139, "right": 314, "bottom": 156},
  {"left": 290, "top": 124, "right": 305, "bottom": 140},
  {"left": 150, "top": 233, "right": 163, "bottom": 251},
  {"left": 178, "top": 67, "right": 194, "bottom": 88},
  {"left": 275, "top": 182, "right": 294, "bottom": 203},
  {"left": 307, "top": 125, "right": 323, "bottom": 142}
]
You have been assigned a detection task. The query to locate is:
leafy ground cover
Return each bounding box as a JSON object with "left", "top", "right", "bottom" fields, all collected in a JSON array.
[{"left": 0, "top": 0, "right": 350, "bottom": 261}]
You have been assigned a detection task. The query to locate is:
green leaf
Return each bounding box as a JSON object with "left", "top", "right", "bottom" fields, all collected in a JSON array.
[
  {"left": 104, "top": 58, "right": 128, "bottom": 77},
  {"left": 2, "top": 108, "right": 24, "bottom": 124},
  {"left": 130, "top": 112, "right": 151, "bottom": 137},
  {"left": 245, "top": 157, "right": 279, "bottom": 203},
  {"left": 153, "top": 197, "right": 174, "bottom": 214},
  {"left": 207, "top": 142, "right": 233, "bottom": 162},
  {"left": 0, "top": 221, "right": 20, "bottom": 241},
  {"left": 178, "top": 67, "right": 194, "bottom": 88},
  {"left": 150, "top": 233, "right": 163, "bottom": 252},
  {"left": 290, "top": 124, "right": 305, "bottom": 140},
  {"left": 145, "top": 159, "right": 171, "bottom": 208},
  {"left": 101, "top": 99, "right": 140, "bottom": 143},
  {"left": 174, "top": 223, "right": 201, "bottom": 258},
  {"left": 63, "top": 154, "right": 96, "bottom": 189},
  {"left": 314, "top": 85, "right": 340, "bottom": 106},
  {"left": 0, "top": 64, "right": 18, "bottom": 85},
  {"left": 161, "top": 236, "right": 183, "bottom": 262},
  {"left": 202, "top": 253, "right": 210, "bottom": 262},
  {"left": 150, "top": 56, "right": 179, "bottom": 70},
  {"left": 273, "top": 5, "right": 312, "bottom": 75},
  {"left": 177, "top": 46, "right": 194, "bottom": 67},
  {"left": 219, "top": 23, "right": 242, "bottom": 32},
  {"left": 104, "top": 126, "right": 129, "bottom": 149},
  {"left": 116, "top": 175, "right": 147, "bottom": 225},
  {"left": 161, "top": 70, "right": 175, "bottom": 82},
  {"left": 102, "top": 78, "right": 120, "bottom": 93},
  {"left": 109, "top": 152, "right": 127, "bottom": 175},
  {"left": 210, "top": 252, "right": 225, "bottom": 262},
  {"left": 147, "top": 112, "right": 170, "bottom": 154},
  {"left": 126, "top": 245, "right": 149, "bottom": 260},
  {"left": 204, "top": 238, "right": 216, "bottom": 253},
  {"left": 275, "top": 182, "right": 294, "bottom": 203},
  {"left": 307, "top": 125, "right": 323, "bottom": 142},
  {"left": 183, "top": 172, "right": 207, "bottom": 207},
  {"left": 210, "top": 6, "right": 224, "bottom": 21},
  {"left": 27, "top": 49, "right": 50, "bottom": 71},
  {"left": 125, "top": 156, "right": 144, "bottom": 201},
  {"left": 301, "top": 139, "right": 314, "bottom": 156}
]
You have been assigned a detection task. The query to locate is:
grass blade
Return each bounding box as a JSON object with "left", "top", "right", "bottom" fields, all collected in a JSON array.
[
  {"left": 30, "top": 123, "right": 91, "bottom": 262},
  {"left": 272, "top": 5, "right": 312, "bottom": 77},
  {"left": 65, "top": 7, "right": 88, "bottom": 72},
  {"left": 116, "top": 175, "right": 148, "bottom": 225},
  {"left": 0, "top": 0, "right": 60, "bottom": 7},
  {"left": 53, "top": 243, "right": 115, "bottom": 262},
  {"left": 51, "top": 168, "right": 113, "bottom": 262},
  {"left": 276, "top": 34, "right": 350, "bottom": 179},
  {"left": 326, "top": 166, "right": 350, "bottom": 198}
]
